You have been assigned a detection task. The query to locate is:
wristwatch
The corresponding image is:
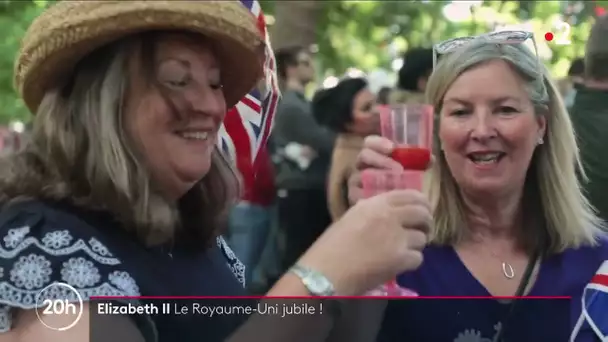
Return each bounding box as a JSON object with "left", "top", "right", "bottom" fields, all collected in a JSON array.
[{"left": 289, "top": 264, "right": 335, "bottom": 296}]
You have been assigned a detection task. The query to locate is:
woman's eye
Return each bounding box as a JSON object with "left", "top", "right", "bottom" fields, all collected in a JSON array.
[
  {"left": 157, "top": 60, "right": 191, "bottom": 89},
  {"left": 361, "top": 103, "right": 372, "bottom": 112},
  {"left": 210, "top": 82, "right": 224, "bottom": 90},
  {"left": 209, "top": 72, "right": 223, "bottom": 90},
  {"left": 166, "top": 78, "right": 189, "bottom": 88},
  {"left": 497, "top": 106, "right": 518, "bottom": 114},
  {"left": 450, "top": 109, "right": 469, "bottom": 116}
]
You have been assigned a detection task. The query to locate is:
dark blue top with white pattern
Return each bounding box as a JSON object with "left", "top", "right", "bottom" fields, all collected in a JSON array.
[{"left": 0, "top": 200, "right": 248, "bottom": 342}]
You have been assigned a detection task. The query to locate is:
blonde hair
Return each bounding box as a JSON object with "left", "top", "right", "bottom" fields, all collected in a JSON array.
[
  {"left": 0, "top": 34, "right": 240, "bottom": 249},
  {"left": 425, "top": 40, "right": 604, "bottom": 254}
]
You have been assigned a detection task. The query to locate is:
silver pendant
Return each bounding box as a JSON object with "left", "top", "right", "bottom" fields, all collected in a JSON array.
[{"left": 502, "top": 262, "right": 515, "bottom": 279}]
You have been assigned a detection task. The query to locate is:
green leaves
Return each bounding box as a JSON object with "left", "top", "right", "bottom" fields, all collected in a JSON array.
[
  {"left": 0, "top": 0, "right": 51, "bottom": 124},
  {"left": 263, "top": 0, "right": 592, "bottom": 83},
  {"left": 0, "top": 0, "right": 594, "bottom": 124}
]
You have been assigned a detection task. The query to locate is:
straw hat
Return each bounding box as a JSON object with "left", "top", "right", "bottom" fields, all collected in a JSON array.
[{"left": 15, "top": 0, "right": 265, "bottom": 113}]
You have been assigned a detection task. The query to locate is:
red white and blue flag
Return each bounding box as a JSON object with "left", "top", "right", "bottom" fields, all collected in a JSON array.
[
  {"left": 571, "top": 261, "right": 608, "bottom": 341},
  {"left": 218, "top": 0, "right": 280, "bottom": 197}
]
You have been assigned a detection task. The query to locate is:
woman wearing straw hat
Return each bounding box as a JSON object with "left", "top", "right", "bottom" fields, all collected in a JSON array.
[{"left": 0, "top": 1, "right": 428, "bottom": 341}]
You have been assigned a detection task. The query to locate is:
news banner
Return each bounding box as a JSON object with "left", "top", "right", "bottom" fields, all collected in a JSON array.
[
  {"left": 34, "top": 282, "right": 334, "bottom": 332},
  {"left": 96, "top": 299, "right": 321, "bottom": 318},
  {"left": 34, "top": 280, "right": 604, "bottom": 342}
]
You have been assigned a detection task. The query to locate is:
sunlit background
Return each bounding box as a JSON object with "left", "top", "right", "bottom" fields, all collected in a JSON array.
[
  {"left": 0, "top": 0, "right": 604, "bottom": 126},
  {"left": 259, "top": 0, "right": 599, "bottom": 92}
]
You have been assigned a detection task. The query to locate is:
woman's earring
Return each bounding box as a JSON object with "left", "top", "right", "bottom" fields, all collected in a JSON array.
[{"left": 537, "top": 137, "right": 544, "bottom": 145}]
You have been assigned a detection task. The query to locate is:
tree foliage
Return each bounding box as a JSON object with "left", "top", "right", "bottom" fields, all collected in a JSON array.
[
  {"left": 264, "top": 0, "right": 597, "bottom": 80},
  {"left": 0, "top": 0, "right": 599, "bottom": 124},
  {"left": 0, "top": 0, "right": 51, "bottom": 124}
]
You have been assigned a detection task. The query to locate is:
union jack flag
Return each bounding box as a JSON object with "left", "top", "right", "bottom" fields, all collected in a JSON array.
[
  {"left": 218, "top": 0, "right": 279, "bottom": 196},
  {"left": 570, "top": 261, "right": 608, "bottom": 341}
]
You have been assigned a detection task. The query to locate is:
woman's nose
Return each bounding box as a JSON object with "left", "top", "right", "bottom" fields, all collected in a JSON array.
[
  {"left": 470, "top": 111, "right": 497, "bottom": 141},
  {"left": 186, "top": 85, "right": 225, "bottom": 119}
]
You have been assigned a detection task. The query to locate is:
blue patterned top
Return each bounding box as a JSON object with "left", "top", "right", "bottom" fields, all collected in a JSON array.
[{"left": 0, "top": 200, "right": 247, "bottom": 342}]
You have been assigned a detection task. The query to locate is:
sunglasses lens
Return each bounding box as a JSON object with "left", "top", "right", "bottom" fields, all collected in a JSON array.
[
  {"left": 433, "top": 30, "right": 537, "bottom": 71},
  {"left": 436, "top": 37, "right": 473, "bottom": 54},
  {"left": 437, "top": 30, "right": 532, "bottom": 55},
  {"left": 488, "top": 30, "right": 529, "bottom": 42}
]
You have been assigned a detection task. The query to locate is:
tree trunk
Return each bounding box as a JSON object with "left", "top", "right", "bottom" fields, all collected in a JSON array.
[{"left": 271, "top": 1, "right": 320, "bottom": 50}]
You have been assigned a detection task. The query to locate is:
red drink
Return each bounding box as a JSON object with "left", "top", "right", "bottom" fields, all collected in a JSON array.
[
  {"left": 380, "top": 104, "right": 433, "bottom": 171},
  {"left": 391, "top": 146, "right": 431, "bottom": 171}
]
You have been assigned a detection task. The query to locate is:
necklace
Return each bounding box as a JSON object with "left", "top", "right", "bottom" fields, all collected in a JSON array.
[
  {"left": 469, "top": 234, "right": 517, "bottom": 279},
  {"left": 501, "top": 262, "right": 515, "bottom": 279},
  {"left": 487, "top": 248, "right": 515, "bottom": 279},
  {"left": 477, "top": 239, "right": 516, "bottom": 279}
]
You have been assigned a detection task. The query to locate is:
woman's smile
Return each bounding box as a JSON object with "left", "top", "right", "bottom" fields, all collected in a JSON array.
[
  {"left": 174, "top": 128, "right": 216, "bottom": 151},
  {"left": 466, "top": 150, "right": 507, "bottom": 171}
]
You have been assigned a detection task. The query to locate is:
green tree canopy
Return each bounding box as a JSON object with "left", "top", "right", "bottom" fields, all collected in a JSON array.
[
  {"left": 0, "top": 0, "right": 599, "bottom": 124},
  {"left": 0, "top": 0, "right": 51, "bottom": 124},
  {"left": 264, "top": 0, "right": 595, "bottom": 80}
]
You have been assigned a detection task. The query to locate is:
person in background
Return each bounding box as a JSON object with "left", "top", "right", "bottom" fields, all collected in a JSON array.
[
  {"left": 253, "top": 134, "right": 284, "bottom": 292},
  {"left": 377, "top": 86, "right": 391, "bottom": 106},
  {"left": 367, "top": 69, "right": 392, "bottom": 103},
  {"left": 562, "top": 58, "right": 585, "bottom": 108},
  {"left": 224, "top": 0, "right": 280, "bottom": 291},
  {"left": 569, "top": 58, "right": 585, "bottom": 85},
  {"left": 226, "top": 146, "right": 277, "bottom": 290},
  {"left": 349, "top": 32, "right": 608, "bottom": 341},
  {"left": 272, "top": 45, "right": 336, "bottom": 272},
  {"left": 273, "top": 46, "right": 321, "bottom": 170},
  {"left": 312, "top": 77, "right": 379, "bottom": 221},
  {"left": 389, "top": 48, "right": 434, "bottom": 105},
  {"left": 570, "top": 15, "right": 608, "bottom": 223}
]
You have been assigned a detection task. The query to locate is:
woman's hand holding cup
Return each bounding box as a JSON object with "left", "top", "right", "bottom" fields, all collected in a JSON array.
[
  {"left": 297, "top": 188, "right": 432, "bottom": 296},
  {"left": 295, "top": 135, "right": 435, "bottom": 296}
]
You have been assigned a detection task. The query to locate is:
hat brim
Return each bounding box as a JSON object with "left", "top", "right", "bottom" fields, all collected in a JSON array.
[{"left": 15, "top": 1, "right": 264, "bottom": 113}]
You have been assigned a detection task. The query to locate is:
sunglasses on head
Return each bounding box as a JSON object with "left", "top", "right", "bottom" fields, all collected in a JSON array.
[{"left": 432, "top": 30, "right": 538, "bottom": 69}]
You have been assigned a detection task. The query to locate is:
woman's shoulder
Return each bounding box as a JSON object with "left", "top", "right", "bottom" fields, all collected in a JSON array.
[
  {"left": 0, "top": 199, "right": 141, "bottom": 333},
  {"left": 562, "top": 233, "right": 608, "bottom": 272},
  {"left": 563, "top": 233, "right": 608, "bottom": 262},
  {"left": 593, "top": 233, "right": 608, "bottom": 257},
  {"left": 542, "top": 233, "right": 608, "bottom": 294}
]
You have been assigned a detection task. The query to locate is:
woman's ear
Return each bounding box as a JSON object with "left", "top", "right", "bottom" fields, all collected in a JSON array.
[{"left": 536, "top": 113, "right": 547, "bottom": 141}]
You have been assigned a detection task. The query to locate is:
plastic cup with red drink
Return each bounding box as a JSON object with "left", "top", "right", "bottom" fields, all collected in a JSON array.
[
  {"left": 380, "top": 104, "right": 434, "bottom": 171},
  {"left": 360, "top": 104, "right": 434, "bottom": 297}
]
